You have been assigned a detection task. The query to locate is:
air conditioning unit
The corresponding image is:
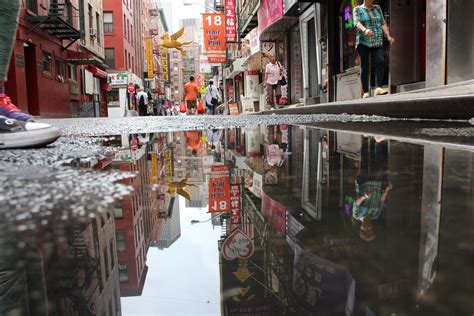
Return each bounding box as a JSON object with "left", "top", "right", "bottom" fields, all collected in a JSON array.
[{"left": 89, "top": 28, "right": 97, "bottom": 38}]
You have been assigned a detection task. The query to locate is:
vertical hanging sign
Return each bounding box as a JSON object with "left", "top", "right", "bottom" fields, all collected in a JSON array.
[
  {"left": 230, "top": 184, "right": 241, "bottom": 224},
  {"left": 203, "top": 13, "right": 226, "bottom": 64},
  {"left": 160, "top": 47, "right": 169, "bottom": 82},
  {"left": 209, "top": 164, "right": 231, "bottom": 212},
  {"left": 151, "top": 151, "right": 158, "bottom": 184},
  {"left": 225, "top": 0, "right": 237, "bottom": 42},
  {"left": 146, "top": 38, "right": 154, "bottom": 78}
]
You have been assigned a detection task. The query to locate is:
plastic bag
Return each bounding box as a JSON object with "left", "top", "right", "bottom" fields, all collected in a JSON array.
[
  {"left": 197, "top": 101, "right": 205, "bottom": 114},
  {"left": 179, "top": 102, "right": 186, "bottom": 113}
]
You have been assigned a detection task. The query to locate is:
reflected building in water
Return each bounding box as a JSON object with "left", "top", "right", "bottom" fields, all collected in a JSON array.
[
  {"left": 152, "top": 197, "right": 181, "bottom": 250},
  {"left": 220, "top": 123, "right": 474, "bottom": 315}
]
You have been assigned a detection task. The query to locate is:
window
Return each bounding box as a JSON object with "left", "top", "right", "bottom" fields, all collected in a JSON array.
[
  {"left": 124, "top": 49, "right": 128, "bottom": 69},
  {"left": 116, "top": 231, "right": 126, "bottom": 251},
  {"left": 110, "top": 240, "right": 115, "bottom": 268},
  {"left": 104, "top": 12, "right": 113, "bottom": 33},
  {"left": 173, "top": 51, "right": 178, "bottom": 58},
  {"left": 127, "top": 19, "right": 130, "bottom": 41},
  {"left": 56, "top": 59, "right": 65, "bottom": 77},
  {"left": 104, "top": 48, "right": 115, "bottom": 69},
  {"left": 128, "top": 53, "right": 131, "bottom": 71},
  {"left": 67, "top": 63, "right": 77, "bottom": 81},
  {"left": 96, "top": 12, "right": 101, "bottom": 44},
  {"left": 103, "top": 247, "right": 109, "bottom": 280},
  {"left": 124, "top": 15, "right": 127, "bottom": 39},
  {"left": 88, "top": 4, "right": 93, "bottom": 35},
  {"left": 118, "top": 263, "right": 128, "bottom": 283},
  {"left": 130, "top": 25, "right": 133, "bottom": 46},
  {"left": 113, "top": 204, "right": 124, "bottom": 219},
  {"left": 26, "top": 0, "right": 37, "bottom": 13},
  {"left": 42, "top": 52, "right": 51, "bottom": 73}
]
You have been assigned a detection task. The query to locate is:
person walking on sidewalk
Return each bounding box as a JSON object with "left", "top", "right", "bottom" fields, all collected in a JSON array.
[
  {"left": 136, "top": 88, "right": 148, "bottom": 116},
  {"left": 265, "top": 55, "right": 282, "bottom": 110},
  {"left": 353, "top": 0, "right": 395, "bottom": 99},
  {"left": 0, "top": 0, "right": 59, "bottom": 149},
  {"left": 204, "top": 80, "right": 221, "bottom": 115},
  {"left": 183, "top": 75, "right": 200, "bottom": 115}
]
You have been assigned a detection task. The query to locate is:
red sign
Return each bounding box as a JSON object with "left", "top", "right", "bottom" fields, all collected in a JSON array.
[
  {"left": 225, "top": 0, "right": 237, "bottom": 42},
  {"left": 230, "top": 185, "right": 241, "bottom": 224},
  {"left": 209, "top": 164, "right": 231, "bottom": 212},
  {"left": 131, "top": 136, "right": 138, "bottom": 152},
  {"left": 261, "top": 191, "right": 287, "bottom": 235},
  {"left": 128, "top": 82, "right": 135, "bottom": 93},
  {"left": 221, "top": 229, "right": 254, "bottom": 260},
  {"left": 203, "top": 13, "right": 226, "bottom": 64}
]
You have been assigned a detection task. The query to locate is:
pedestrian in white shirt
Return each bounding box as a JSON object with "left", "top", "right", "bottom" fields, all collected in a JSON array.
[
  {"left": 204, "top": 80, "right": 221, "bottom": 115},
  {"left": 265, "top": 54, "right": 282, "bottom": 110},
  {"left": 136, "top": 88, "right": 148, "bottom": 116}
]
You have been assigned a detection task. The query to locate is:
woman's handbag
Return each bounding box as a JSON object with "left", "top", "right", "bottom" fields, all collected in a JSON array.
[
  {"left": 277, "top": 62, "right": 287, "bottom": 86},
  {"left": 179, "top": 102, "right": 186, "bottom": 113}
]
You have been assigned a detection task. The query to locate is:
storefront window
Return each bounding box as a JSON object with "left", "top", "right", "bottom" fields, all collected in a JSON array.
[{"left": 339, "top": 0, "right": 358, "bottom": 71}]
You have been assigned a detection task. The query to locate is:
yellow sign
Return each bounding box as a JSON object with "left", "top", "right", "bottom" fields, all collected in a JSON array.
[
  {"left": 160, "top": 47, "right": 169, "bottom": 82},
  {"left": 146, "top": 38, "right": 154, "bottom": 78},
  {"left": 165, "top": 147, "right": 173, "bottom": 181},
  {"left": 151, "top": 152, "right": 158, "bottom": 184}
]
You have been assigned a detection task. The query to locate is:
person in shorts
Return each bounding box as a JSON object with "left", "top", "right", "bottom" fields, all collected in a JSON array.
[{"left": 183, "top": 75, "right": 200, "bottom": 115}]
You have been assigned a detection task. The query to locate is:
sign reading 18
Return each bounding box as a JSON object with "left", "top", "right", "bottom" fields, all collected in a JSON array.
[
  {"left": 210, "top": 200, "right": 228, "bottom": 212},
  {"left": 205, "top": 15, "right": 223, "bottom": 26}
]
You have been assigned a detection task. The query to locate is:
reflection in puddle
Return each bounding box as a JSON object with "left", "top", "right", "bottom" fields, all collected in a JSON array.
[{"left": 1, "top": 123, "right": 474, "bottom": 315}]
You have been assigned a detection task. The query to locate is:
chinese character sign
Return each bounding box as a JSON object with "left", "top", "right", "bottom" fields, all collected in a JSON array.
[
  {"left": 160, "top": 47, "right": 169, "bottom": 82},
  {"left": 230, "top": 184, "right": 241, "bottom": 224},
  {"left": 209, "top": 164, "right": 231, "bottom": 212},
  {"left": 225, "top": 0, "right": 237, "bottom": 42},
  {"left": 202, "top": 14, "right": 226, "bottom": 64},
  {"left": 146, "top": 38, "right": 154, "bottom": 78}
]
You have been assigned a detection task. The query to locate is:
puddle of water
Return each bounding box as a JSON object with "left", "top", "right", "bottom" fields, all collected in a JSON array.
[{"left": 1, "top": 122, "right": 474, "bottom": 316}]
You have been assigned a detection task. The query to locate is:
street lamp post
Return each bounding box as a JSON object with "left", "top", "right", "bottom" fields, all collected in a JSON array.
[
  {"left": 182, "top": 0, "right": 219, "bottom": 13},
  {"left": 190, "top": 213, "right": 222, "bottom": 224}
]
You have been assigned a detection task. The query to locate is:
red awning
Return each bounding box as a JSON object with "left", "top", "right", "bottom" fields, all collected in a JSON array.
[{"left": 87, "top": 66, "right": 108, "bottom": 79}]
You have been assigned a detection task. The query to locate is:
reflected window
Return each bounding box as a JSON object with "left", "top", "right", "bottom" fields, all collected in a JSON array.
[
  {"left": 116, "top": 231, "right": 126, "bottom": 251},
  {"left": 113, "top": 204, "right": 124, "bottom": 219},
  {"left": 119, "top": 263, "right": 128, "bottom": 283}
]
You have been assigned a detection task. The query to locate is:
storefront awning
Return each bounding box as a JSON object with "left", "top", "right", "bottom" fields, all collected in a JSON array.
[
  {"left": 259, "top": 17, "right": 298, "bottom": 41},
  {"left": 87, "top": 66, "right": 108, "bottom": 79},
  {"left": 242, "top": 51, "right": 262, "bottom": 70},
  {"left": 226, "top": 58, "right": 246, "bottom": 79}
]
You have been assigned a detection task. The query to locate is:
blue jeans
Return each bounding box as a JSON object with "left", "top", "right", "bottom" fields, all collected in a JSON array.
[
  {"left": 357, "top": 44, "right": 385, "bottom": 93},
  {"left": 0, "top": 0, "right": 20, "bottom": 81}
]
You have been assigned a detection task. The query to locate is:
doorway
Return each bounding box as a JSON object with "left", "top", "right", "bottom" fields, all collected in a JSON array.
[{"left": 24, "top": 44, "right": 40, "bottom": 115}]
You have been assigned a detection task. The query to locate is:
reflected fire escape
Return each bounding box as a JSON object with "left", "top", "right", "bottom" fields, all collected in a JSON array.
[{"left": 55, "top": 223, "right": 101, "bottom": 315}]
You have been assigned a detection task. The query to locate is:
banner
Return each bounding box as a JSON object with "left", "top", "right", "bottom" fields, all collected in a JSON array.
[
  {"left": 146, "top": 38, "right": 154, "bottom": 78},
  {"left": 165, "top": 147, "right": 173, "bottom": 182},
  {"left": 261, "top": 191, "right": 286, "bottom": 235},
  {"left": 230, "top": 185, "right": 241, "bottom": 225},
  {"left": 160, "top": 47, "right": 169, "bottom": 82},
  {"left": 151, "top": 151, "right": 158, "bottom": 184},
  {"left": 203, "top": 13, "right": 226, "bottom": 64},
  {"left": 225, "top": 0, "right": 237, "bottom": 42},
  {"left": 208, "top": 164, "right": 231, "bottom": 212}
]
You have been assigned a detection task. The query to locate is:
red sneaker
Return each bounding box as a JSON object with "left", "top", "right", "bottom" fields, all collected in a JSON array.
[{"left": 0, "top": 94, "right": 34, "bottom": 121}]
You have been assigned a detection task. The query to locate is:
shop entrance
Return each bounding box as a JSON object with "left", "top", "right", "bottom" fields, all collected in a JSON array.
[
  {"left": 24, "top": 44, "right": 40, "bottom": 115},
  {"left": 389, "top": 0, "right": 427, "bottom": 92},
  {"left": 300, "top": 3, "right": 327, "bottom": 105}
]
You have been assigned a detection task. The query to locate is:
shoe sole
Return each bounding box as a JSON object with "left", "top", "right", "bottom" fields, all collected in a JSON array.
[{"left": 0, "top": 127, "right": 60, "bottom": 149}]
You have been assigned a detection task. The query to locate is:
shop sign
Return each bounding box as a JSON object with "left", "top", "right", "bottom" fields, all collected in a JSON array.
[
  {"left": 151, "top": 151, "right": 158, "bottom": 184},
  {"left": 257, "top": 0, "right": 284, "bottom": 34},
  {"left": 199, "top": 56, "right": 212, "bottom": 74},
  {"left": 230, "top": 185, "right": 242, "bottom": 224},
  {"left": 221, "top": 249, "right": 265, "bottom": 309},
  {"left": 261, "top": 42, "right": 276, "bottom": 69},
  {"left": 146, "top": 38, "right": 154, "bottom": 78},
  {"left": 227, "top": 302, "right": 272, "bottom": 316},
  {"left": 293, "top": 251, "right": 355, "bottom": 314},
  {"left": 160, "top": 48, "right": 169, "bottom": 82},
  {"left": 203, "top": 13, "right": 227, "bottom": 64},
  {"left": 209, "top": 164, "right": 231, "bottom": 212},
  {"left": 221, "top": 229, "right": 254, "bottom": 260},
  {"left": 165, "top": 147, "right": 173, "bottom": 182},
  {"left": 244, "top": 72, "right": 260, "bottom": 100},
  {"left": 261, "top": 191, "right": 286, "bottom": 235},
  {"left": 248, "top": 28, "right": 260, "bottom": 55},
  {"left": 228, "top": 102, "right": 239, "bottom": 116},
  {"left": 252, "top": 173, "right": 263, "bottom": 198},
  {"left": 225, "top": 0, "right": 237, "bottom": 42},
  {"left": 241, "top": 96, "right": 255, "bottom": 113},
  {"left": 109, "top": 73, "right": 128, "bottom": 86}
]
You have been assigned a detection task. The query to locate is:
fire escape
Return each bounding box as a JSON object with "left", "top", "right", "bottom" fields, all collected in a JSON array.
[{"left": 26, "top": 0, "right": 81, "bottom": 50}]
